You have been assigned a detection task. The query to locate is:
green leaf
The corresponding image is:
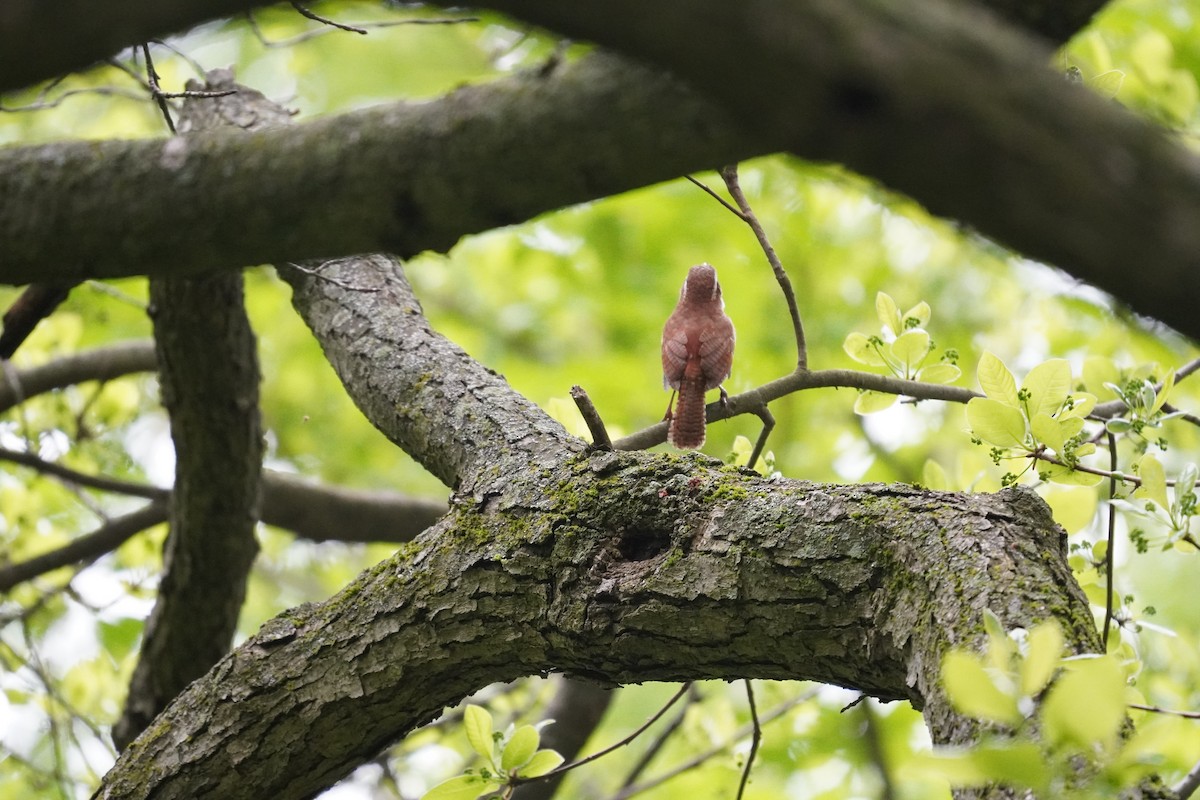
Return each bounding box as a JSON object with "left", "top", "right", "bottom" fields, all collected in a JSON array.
[
  {"left": 518, "top": 749, "right": 565, "bottom": 778},
  {"left": 891, "top": 330, "right": 931, "bottom": 373},
  {"left": 1029, "top": 412, "right": 1065, "bottom": 453},
  {"left": 421, "top": 774, "right": 497, "bottom": 800},
  {"left": 875, "top": 292, "right": 902, "bottom": 335},
  {"left": 918, "top": 742, "right": 1048, "bottom": 792},
  {"left": 843, "top": 331, "right": 888, "bottom": 367},
  {"left": 966, "top": 397, "right": 1026, "bottom": 448},
  {"left": 942, "top": 650, "right": 1022, "bottom": 727},
  {"left": 1022, "top": 359, "right": 1072, "bottom": 418},
  {"left": 1042, "top": 655, "right": 1127, "bottom": 749},
  {"left": 501, "top": 725, "right": 539, "bottom": 771},
  {"left": 1059, "top": 392, "right": 1097, "bottom": 419},
  {"left": 1019, "top": 622, "right": 1063, "bottom": 697},
  {"left": 1152, "top": 371, "right": 1174, "bottom": 413},
  {"left": 976, "top": 352, "right": 1019, "bottom": 407},
  {"left": 854, "top": 390, "right": 898, "bottom": 414},
  {"left": 923, "top": 459, "right": 949, "bottom": 491},
  {"left": 1040, "top": 463, "right": 1103, "bottom": 486},
  {"left": 1083, "top": 357, "right": 1121, "bottom": 398},
  {"left": 903, "top": 300, "right": 931, "bottom": 328},
  {"left": 917, "top": 363, "right": 961, "bottom": 384},
  {"left": 464, "top": 705, "right": 495, "bottom": 762},
  {"left": 1133, "top": 454, "right": 1169, "bottom": 510}
]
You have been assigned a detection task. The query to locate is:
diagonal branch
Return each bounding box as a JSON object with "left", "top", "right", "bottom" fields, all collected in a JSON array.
[
  {"left": 280, "top": 254, "right": 582, "bottom": 491},
  {"left": 0, "top": 340, "right": 156, "bottom": 413}
]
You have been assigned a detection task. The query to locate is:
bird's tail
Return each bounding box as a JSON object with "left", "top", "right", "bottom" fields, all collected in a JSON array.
[{"left": 668, "top": 375, "right": 707, "bottom": 449}]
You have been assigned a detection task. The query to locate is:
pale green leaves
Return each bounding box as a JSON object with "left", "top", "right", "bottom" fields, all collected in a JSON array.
[
  {"left": 422, "top": 705, "right": 564, "bottom": 800},
  {"left": 843, "top": 292, "right": 961, "bottom": 413},
  {"left": 1112, "top": 453, "right": 1199, "bottom": 547},
  {"left": 932, "top": 613, "right": 1133, "bottom": 796},
  {"left": 966, "top": 353, "right": 1099, "bottom": 486}
]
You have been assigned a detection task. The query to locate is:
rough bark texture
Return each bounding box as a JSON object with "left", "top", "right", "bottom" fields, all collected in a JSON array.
[
  {"left": 114, "top": 76, "right": 275, "bottom": 749},
  {"left": 113, "top": 267, "right": 263, "bottom": 749},
  {"left": 0, "top": 0, "right": 277, "bottom": 93},
  {"left": 88, "top": 255, "right": 1107, "bottom": 800},
  {"left": 0, "top": 53, "right": 755, "bottom": 285},
  {"left": 97, "top": 457, "right": 1096, "bottom": 800}
]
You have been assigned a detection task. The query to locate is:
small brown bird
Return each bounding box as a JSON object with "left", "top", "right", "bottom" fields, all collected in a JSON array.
[{"left": 661, "top": 263, "right": 736, "bottom": 449}]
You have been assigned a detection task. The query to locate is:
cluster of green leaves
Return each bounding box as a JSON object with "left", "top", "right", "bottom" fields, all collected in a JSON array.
[
  {"left": 925, "top": 612, "right": 1165, "bottom": 798},
  {"left": 966, "top": 353, "right": 1099, "bottom": 486},
  {"left": 843, "top": 291, "right": 961, "bottom": 413},
  {"left": 422, "top": 705, "right": 563, "bottom": 800}
]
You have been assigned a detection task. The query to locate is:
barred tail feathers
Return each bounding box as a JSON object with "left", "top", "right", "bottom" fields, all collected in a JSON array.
[{"left": 668, "top": 375, "right": 707, "bottom": 449}]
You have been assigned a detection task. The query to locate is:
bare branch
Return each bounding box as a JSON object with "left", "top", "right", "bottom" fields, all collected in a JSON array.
[
  {"left": 0, "top": 502, "right": 169, "bottom": 593},
  {"left": 0, "top": 340, "right": 156, "bottom": 413},
  {"left": 719, "top": 164, "right": 807, "bottom": 370}
]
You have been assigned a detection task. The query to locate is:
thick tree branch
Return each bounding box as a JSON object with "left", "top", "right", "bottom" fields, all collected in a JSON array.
[
  {"left": 0, "top": 0, "right": 1105, "bottom": 96},
  {"left": 280, "top": 255, "right": 584, "bottom": 491},
  {"left": 0, "top": 0, "right": 277, "bottom": 94},
  {"left": 456, "top": 0, "right": 1200, "bottom": 342},
  {"left": 113, "top": 77, "right": 275, "bottom": 749},
  {"left": 0, "top": 53, "right": 758, "bottom": 286},
  {"left": 95, "top": 453, "right": 1100, "bottom": 800}
]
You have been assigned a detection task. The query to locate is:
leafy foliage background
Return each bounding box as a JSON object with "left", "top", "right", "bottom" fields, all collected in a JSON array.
[{"left": 2, "top": 1, "right": 1200, "bottom": 798}]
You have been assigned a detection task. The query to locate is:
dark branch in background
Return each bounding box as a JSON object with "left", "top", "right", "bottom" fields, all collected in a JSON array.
[
  {"left": 0, "top": 502, "right": 169, "bottom": 594},
  {"left": 734, "top": 680, "right": 760, "bottom": 800},
  {"left": 0, "top": 467, "right": 447, "bottom": 592},
  {"left": 718, "top": 165, "right": 807, "bottom": 370},
  {"left": 0, "top": 448, "right": 165, "bottom": 500},
  {"left": 290, "top": 2, "right": 369, "bottom": 35},
  {"left": 0, "top": 283, "right": 73, "bottom": 360},
  {"left": 0, "top": 341, "right": 157, "bottom": 412},
  {"left": 511, "top": 679, "right": 614, "bottom": 800},
  {"left": 246, "top": 7, "right": 479, "bottom": 49},
  {"left": 0, "top": 0, "right": 278, "bottom": 94},
  {"left": 113, "top": 74, "right": 278, "bottom": 750}
]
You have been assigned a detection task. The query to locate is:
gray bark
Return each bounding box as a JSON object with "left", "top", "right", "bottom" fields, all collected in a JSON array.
[
  {"left": 93, "top": 255, "right": 1107, "bottom": 800},
  {"left": 113, "top": 74, "right": 273, "bottom": 749}
]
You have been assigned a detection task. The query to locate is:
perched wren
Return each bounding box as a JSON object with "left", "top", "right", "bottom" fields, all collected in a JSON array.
[{"left": 661, "top": 263, "right": 735, "bottom": 449}]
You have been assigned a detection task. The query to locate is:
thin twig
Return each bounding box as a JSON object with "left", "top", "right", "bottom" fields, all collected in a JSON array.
[
  {"left": 571, "top": 385, "right": 613, "bottom": 450},
  {"left": 719, "top": 164, "right": 808, "bottom": 370},
  {"left": 1090, "top": 355, "right": 1200, "bottom": 419},
  {"left": 1129, "top": 703, "right": 1200, "bottom": 720},
  {"left": 1103, "top": 430, "right": 1118, "bottom": 650},
  {"left": 612, "top": 689, "right": 816, "bottom": 800},
  {"left": 284, "top": 261, "right": 383, "bottom": 291},
  {"left": 617, "top": 684, "right": 698, "bottom": 790},
  {"left": 685, "top": 175, "right": 745, "bottom": 220},
  {"left": 745, "top": 404, "right": 775, "bottom": 472},
  {"left": 734, "top": 680, "right": 761, "bottom": 800},
  {"left": 0, "top": 448, "right": 166, "bottom": 499},
  {"left": 140, "top": 43, "right": 176, "bottom": 133},
  {"left": 516, "top": 683, "right": 692, "bottom": 784},
  {"left": 291, "top": 2, "right": 369, "bottom": 34}
]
